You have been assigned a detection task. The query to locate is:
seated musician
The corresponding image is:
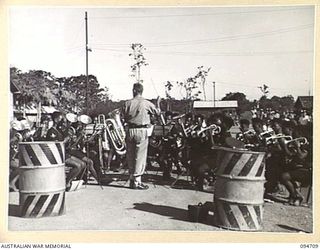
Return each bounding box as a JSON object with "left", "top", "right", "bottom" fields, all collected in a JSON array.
[
  {"left": 209, "top": 113, "right": 233, "bottom": 146},
  {"left": 251, "top": 118, "right": 269, "bottom": 151},
  {"left": 263, "top": 118, "right": 287, "bottom": 196},
  {"left": 188, "top": 114, "right": 224, "bottom": 190},
  {"left": 236, "top": 119, "right": 256, "bottom": 146},
  {"left": 68, "top": 117, "right": 100, "bottom": 184},
  {"left": 280, "top": 120, "right": 311, "bottom": 206},
  {"left": 161, "top": 115, "right": 187, "bottom": 180},
  {"left": 46, "top": 111, "right": 85, "bottom": 191}
]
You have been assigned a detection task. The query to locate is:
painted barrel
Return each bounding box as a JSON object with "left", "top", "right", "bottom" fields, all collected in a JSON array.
[
  {"left": 19, "top": 141, "right": 66, "bottom": 218},
  {"left": 213, "top": 146, "right": 266, "bottom": 231}
]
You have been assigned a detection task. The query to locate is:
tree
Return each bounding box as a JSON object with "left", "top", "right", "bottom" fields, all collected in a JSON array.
[
  {"left": 56, "top": 75, "right": 109, "bottom": 114},
  {"left": 10, "top": 68, "right": 58, "bottom": 120},
  {"left": 258, "top": 84, "right": 269, "bottom": 97},
  {"left": 164, "top": 81, "right": 174, "bottom": 111},
  {"left": 129, "top": 43, "right": 148, "bottom": 84},
  {"left": 195, "top": 66, "right": 211, "bottom": 101},
  {"left": 221, "top": 92, "right": 252, "bottom": 114},
  {"left": 279, "top": 95, "right": 295, "bottom": 112}
]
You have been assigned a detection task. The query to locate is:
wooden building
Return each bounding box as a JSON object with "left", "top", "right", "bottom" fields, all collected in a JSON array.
[
  {"left": 193, "top": 100, "right": 238, "bottom": 117},
  {"left": 294, "top": 96, "right": 313, "bottom": 112}
]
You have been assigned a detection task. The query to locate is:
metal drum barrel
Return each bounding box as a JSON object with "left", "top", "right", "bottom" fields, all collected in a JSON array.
[
  {"left": 213, "top": 146, "right": 266, "bottom": 231},
  {"left": 19, "top": 141, "right": 66, "bottom": 218}
]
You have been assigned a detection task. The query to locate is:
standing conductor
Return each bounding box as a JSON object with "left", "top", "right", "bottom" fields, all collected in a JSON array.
[{"left": 123, "top": 83, "right": 160, "bottom": 190}]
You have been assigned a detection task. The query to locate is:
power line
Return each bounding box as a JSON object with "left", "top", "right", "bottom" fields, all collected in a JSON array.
[
  {"left": 91, "top": 47, "right": 313, "bottom": 57},
  {"left": 89, "top": 23, "right": 313, "bottom": 48},
  {"left": 90, "top": 7, "right": 312, "bottom": 19},
  {"left": 66, "top": 22, "right": 85, "bottom": 50},
  {"left": 215, "top": 80, "right": 309, "bottom": 91}
]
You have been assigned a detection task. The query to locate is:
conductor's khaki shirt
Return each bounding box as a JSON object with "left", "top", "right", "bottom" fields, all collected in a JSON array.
[{"left": 123, "top": 96, "right": 159, "bottom": 126}]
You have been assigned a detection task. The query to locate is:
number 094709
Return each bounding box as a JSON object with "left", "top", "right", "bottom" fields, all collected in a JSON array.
[{"left": 300, "top": 244, "right": 319, "bottom": 248}]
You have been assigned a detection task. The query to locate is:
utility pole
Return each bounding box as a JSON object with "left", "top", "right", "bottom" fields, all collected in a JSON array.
[
  {"left": 212, "top": 81, "right": 216, "bottom": 107},
  {"left": 85, "top": 11, "right": 89, "bottom": 113}
]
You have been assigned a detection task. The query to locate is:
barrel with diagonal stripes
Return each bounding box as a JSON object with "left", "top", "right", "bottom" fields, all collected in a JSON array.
[
  {"left": 213, "top": 146, "right": 266, "bottom": 231},
  {"left": 19, "top": 141, "right": 66, "bottom": 218}
]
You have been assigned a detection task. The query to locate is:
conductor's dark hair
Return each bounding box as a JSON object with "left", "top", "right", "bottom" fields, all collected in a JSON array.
[{"left": 133, "top": 83, "right": 144, "bottom": 95}]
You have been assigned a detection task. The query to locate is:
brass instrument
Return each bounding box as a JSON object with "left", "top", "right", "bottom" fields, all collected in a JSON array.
[
  {"left": 258, "top": 129, "right": 275, "bottom": 141},
  {"left": 96, "top": 114, "right": 110, "bottom": 151},
  {"left": 106, "top": 109, "right": 126, "bottom": 155},
  {"left": 180, "top": 123, "right": 198, "bottom": 138},
  {"left": 265, "top": 134, "right": 293, "bottom": 146},
  {"left": 237, "top": 129, "right": 256, "bottom": 141},
  {"left": 197, "top": 124, "right": 221, "bottom": 136},
  {"left": 285, "top": 137, "right": 309, "bottom": 147}
]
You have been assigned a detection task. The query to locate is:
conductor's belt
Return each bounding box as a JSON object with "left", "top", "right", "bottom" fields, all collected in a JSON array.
[{"left": 128, "top": 123, "right": 149, "bottom": 129}]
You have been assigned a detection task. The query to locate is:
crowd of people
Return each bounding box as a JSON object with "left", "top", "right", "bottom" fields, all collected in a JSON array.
[{"left": 9, "top": 88, "right": 313, "bottom": 206}]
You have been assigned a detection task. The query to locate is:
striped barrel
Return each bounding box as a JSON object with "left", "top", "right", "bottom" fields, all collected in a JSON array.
[
  {"left": 213, "top": 146, "right": 266, "bottom": 231},
  {"left": 19, "top": 141, "right": 66, "bottom": 218}
]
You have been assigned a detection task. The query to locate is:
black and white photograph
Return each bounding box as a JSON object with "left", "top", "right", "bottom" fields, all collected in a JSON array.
[{"left": 6, "top": 5, "right": 315, "bottom": 235}]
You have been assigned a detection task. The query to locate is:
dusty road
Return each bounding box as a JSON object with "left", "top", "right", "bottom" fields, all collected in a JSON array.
[{"left": 8, "top": 171, "right": 312, "bottom": 233}]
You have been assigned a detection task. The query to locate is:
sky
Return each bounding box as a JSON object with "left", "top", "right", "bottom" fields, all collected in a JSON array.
[{"left": 9, "top": 6, "right": 315, "bottom": 101}]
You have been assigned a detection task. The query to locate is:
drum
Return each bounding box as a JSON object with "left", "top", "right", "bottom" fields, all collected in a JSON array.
[
  {"left": 19, "top": 141, "right": 66, "bottom": 218},
  {"left": 213, "top": 146, "right": 266, "bottom": 231}
]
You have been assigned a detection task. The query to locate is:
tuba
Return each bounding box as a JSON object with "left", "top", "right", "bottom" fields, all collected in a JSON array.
[{"left": 105, "top": 109, "right": 126, "bottom": 155}]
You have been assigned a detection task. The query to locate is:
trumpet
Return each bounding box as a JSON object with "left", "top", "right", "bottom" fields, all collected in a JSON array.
[
  {"left": 285, "top": 137, "right": 309, "bottom": 147},
  {"left": 197, "top": 124, "right": 221, "bottom": 136},
  {"left": 258, "top": 129, "right": 275, "bottom": 141},
  {"left": 237, "top": 129, "right": 256, "bottom": 141},
  {"left": 265, "top": 134, "right": 293, "bottom": 146}
]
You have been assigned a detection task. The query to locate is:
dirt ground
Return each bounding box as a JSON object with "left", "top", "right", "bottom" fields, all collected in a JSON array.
[{"left": 7, "top": 170, "right": 313, "bottom": 233}]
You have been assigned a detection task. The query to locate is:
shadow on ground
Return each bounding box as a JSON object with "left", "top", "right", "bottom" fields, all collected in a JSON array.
[
  {"left": 132, "top": 202, "right": 216, "bottom": 227},
  {"left": 132, "top": 202, "right": 190, "bottom": 223}
]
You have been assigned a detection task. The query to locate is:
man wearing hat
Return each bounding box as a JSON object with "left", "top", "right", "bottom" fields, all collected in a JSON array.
[
  {"left": 46, "top": 111, "right": 86, "bottom": 190},
  {"left": 123, "top": 83, "right": 160, "bottom": 190}
]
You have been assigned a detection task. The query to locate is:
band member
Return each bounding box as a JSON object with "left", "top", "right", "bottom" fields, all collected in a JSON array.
[
  {"left": 264, "top": 118, "right": 286, "bottom": 196},
  {"left": 123, "top": 83, "right": 160, "bottom": 190},
  {"left": 208, "top": 113, "right": 232, "bottom": 146},
  {"left": 9, "top": 120, "right": 25, "bottom": 191},
  {"left": 280, "top": 120, "right": 311, "bottom": 206},
  {"left": 68, "top": 117, "right": 100, "bottom": 184},
  {"left": 251, "top": 118, "right": 268, "bottom": 150},
  {"left": 236, "top": 119, "right": 256, "bottom": 145},
  {"left": 46, "top": 111, "right": 85, "bottom": 190}
]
